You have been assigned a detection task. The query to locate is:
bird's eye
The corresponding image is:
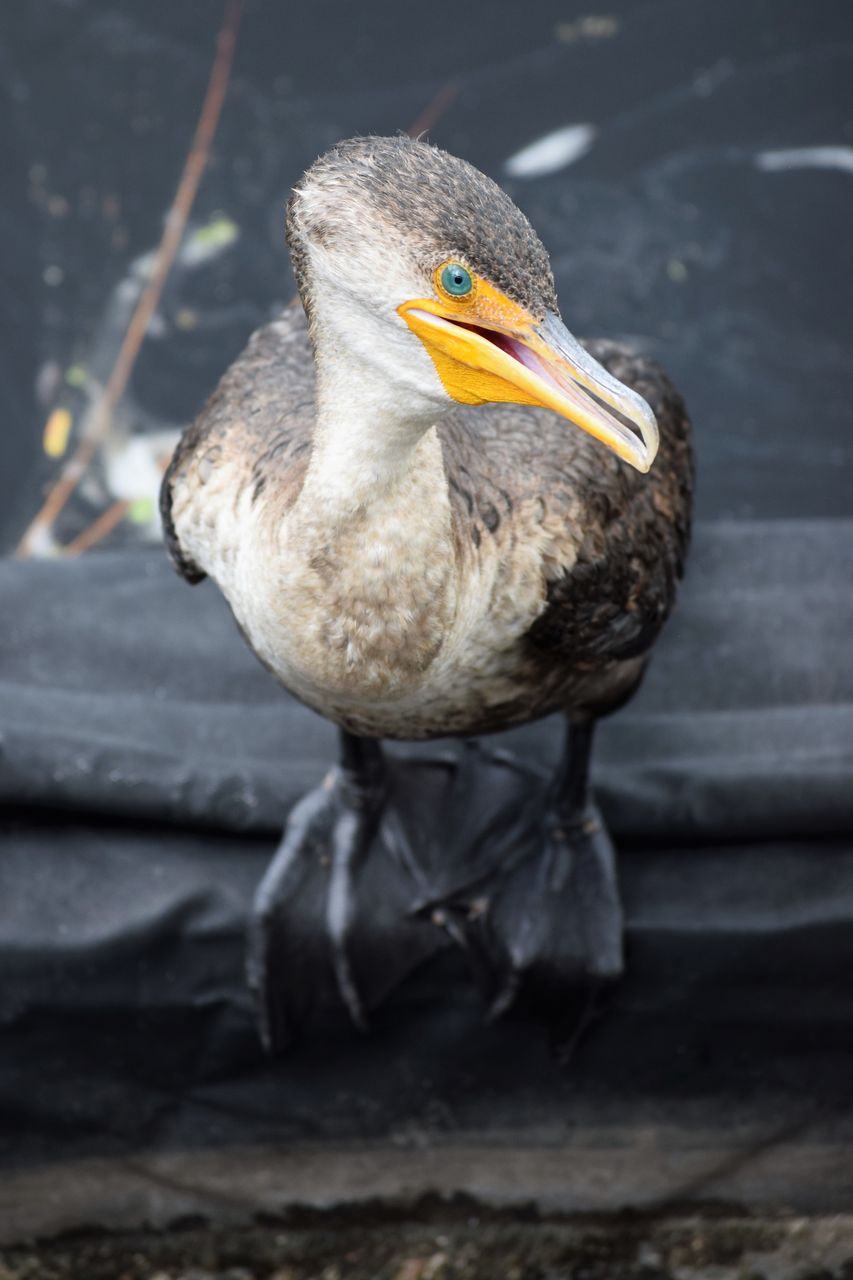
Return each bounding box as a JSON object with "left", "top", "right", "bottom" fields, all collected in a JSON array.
[{"left": 439, "top": 262, "right": 473, "bottom": 297}]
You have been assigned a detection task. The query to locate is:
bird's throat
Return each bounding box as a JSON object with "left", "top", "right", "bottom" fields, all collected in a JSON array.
[{"left": 283, "top": 409, "right": 457, "bottom": 700}]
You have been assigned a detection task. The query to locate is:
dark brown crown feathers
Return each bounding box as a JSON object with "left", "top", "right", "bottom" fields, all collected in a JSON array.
[{"left": 287, "top": 134, "right": 558, "bottom": 319}]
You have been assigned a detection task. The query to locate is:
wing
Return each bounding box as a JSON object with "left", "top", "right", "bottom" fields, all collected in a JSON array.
[
  {"left": 160, "top": 306, "right": 315, "bottom": 584},
  {"left": 439, "top": 339, "right": 694, "bottom": 689}
]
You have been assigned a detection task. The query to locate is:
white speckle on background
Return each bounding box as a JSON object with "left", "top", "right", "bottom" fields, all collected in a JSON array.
[
  {"left": 555, "top": 15, "right": 619, "bottom": 43},
  {"left": 180, "top": 213, "right": 240, "bottom": 268},
  {"left": 693, "top": 57, "right": 734, "bottom": 97},
  {"left": 756, "top": 146, "right": 853, "bottom": 175},
  {"left": 504, "top": 124, "right": 596, "bottom": 179},
  {"left": 103, "top": 430, "right": 181, "bottom": 536}
]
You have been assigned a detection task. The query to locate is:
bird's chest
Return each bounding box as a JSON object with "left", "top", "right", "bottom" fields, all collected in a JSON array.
[{"left": 231, "top": 487, "right": 459, "bottom": 707}]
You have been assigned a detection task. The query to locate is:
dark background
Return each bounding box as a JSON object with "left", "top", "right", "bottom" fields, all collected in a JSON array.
[
  {"left": 2, "top": 0, "right": 853, "bottom": 1238},
  {"left": 2, "top": 0, "right": 852, "bottom": 551}
]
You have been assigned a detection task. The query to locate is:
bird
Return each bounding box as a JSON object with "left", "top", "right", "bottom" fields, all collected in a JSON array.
[{"left": 161, "top": 134, "right": 693, "bottom": 1052}]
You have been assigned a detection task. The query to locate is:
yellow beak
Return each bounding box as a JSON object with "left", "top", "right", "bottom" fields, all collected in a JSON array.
[{"left": 398, "top": 291, "right": 659, "bottom": 473}]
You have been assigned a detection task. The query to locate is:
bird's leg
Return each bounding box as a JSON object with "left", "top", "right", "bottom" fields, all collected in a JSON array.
[
  {"left": 247, "top": 730, "right": 387, "bottom": 1053},
  {"left": 545, "top": 715, "right": 624, "bottom": 975},
  {"left": 325, "top": 732, "right": 386, "bottom": 1029},
  {"left": 480, "top": 714, "right": 624, "bottom": 1021}
]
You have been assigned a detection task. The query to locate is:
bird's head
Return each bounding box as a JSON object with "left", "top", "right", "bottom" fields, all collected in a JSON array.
[{"left": 287, "top": 135, "right": 658, "bottom": 472}]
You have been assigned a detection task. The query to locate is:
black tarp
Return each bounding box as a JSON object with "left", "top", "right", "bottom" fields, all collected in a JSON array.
[{"left": 2, "top": 523, "right": 853, "bottom": 1232}]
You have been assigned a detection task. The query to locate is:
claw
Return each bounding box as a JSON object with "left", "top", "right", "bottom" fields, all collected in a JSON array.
[{"left": 486, "top": 967, "right": 521, "bottom": 1023}]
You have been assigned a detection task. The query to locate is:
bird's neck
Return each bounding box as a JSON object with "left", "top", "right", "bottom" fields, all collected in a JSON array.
[
  {"left": 305, "top": 390, "right": 436, "bottom": 516},
  {"left": 280, "top": 337, "right": 459, "bottom": 699},
  {"left": 295, "top": 365, "right": 453, "bottom": 580},
  {"left": 298, "top": 311, "right": 448, "bottom": 521}
]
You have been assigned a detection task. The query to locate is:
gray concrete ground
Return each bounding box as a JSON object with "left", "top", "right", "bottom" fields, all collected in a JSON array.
[{"left": 2, "top": 1212, "right": 853, "bottom": 1280}]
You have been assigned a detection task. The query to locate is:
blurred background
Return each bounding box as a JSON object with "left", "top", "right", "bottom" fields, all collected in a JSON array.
[
  {"left": 2, "top": 3, "right": 853, "bottom": 1271},
  {"left": 2, "top": 0, "right": 852, "bottom": 559}
]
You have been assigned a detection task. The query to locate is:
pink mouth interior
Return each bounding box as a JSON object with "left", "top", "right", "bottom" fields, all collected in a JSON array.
[{"left": 444, "top": 318, "right": 523, "bottom": 361}]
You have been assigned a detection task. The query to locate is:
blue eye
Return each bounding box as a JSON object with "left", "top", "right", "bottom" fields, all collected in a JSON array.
[{"left": 440, "top": 263, "right": 473, "bottom": 296}]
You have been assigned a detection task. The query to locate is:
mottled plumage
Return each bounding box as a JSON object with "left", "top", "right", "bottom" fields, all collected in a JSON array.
[{"left": 163, "top": 307, "right": 692, "bottom": 737}]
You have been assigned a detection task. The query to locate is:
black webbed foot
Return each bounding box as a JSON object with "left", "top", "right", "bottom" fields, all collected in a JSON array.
[
  {"left": 247, "top": 719, "right": 624, "bottom": 1054},
  {"left": 459, "top": 797, "right": 624, "bottom": 1022},
  {"left": 246, "top": 736, "right": 443, "bottom": 1054},
  {"left": 415, "top": 717, "right": 625, "bottom": 1036}
]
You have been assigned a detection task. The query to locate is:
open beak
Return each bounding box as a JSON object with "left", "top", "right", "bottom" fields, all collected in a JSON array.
[{"left": 398, "top": 294, "right": 659, "bottom": 473}]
